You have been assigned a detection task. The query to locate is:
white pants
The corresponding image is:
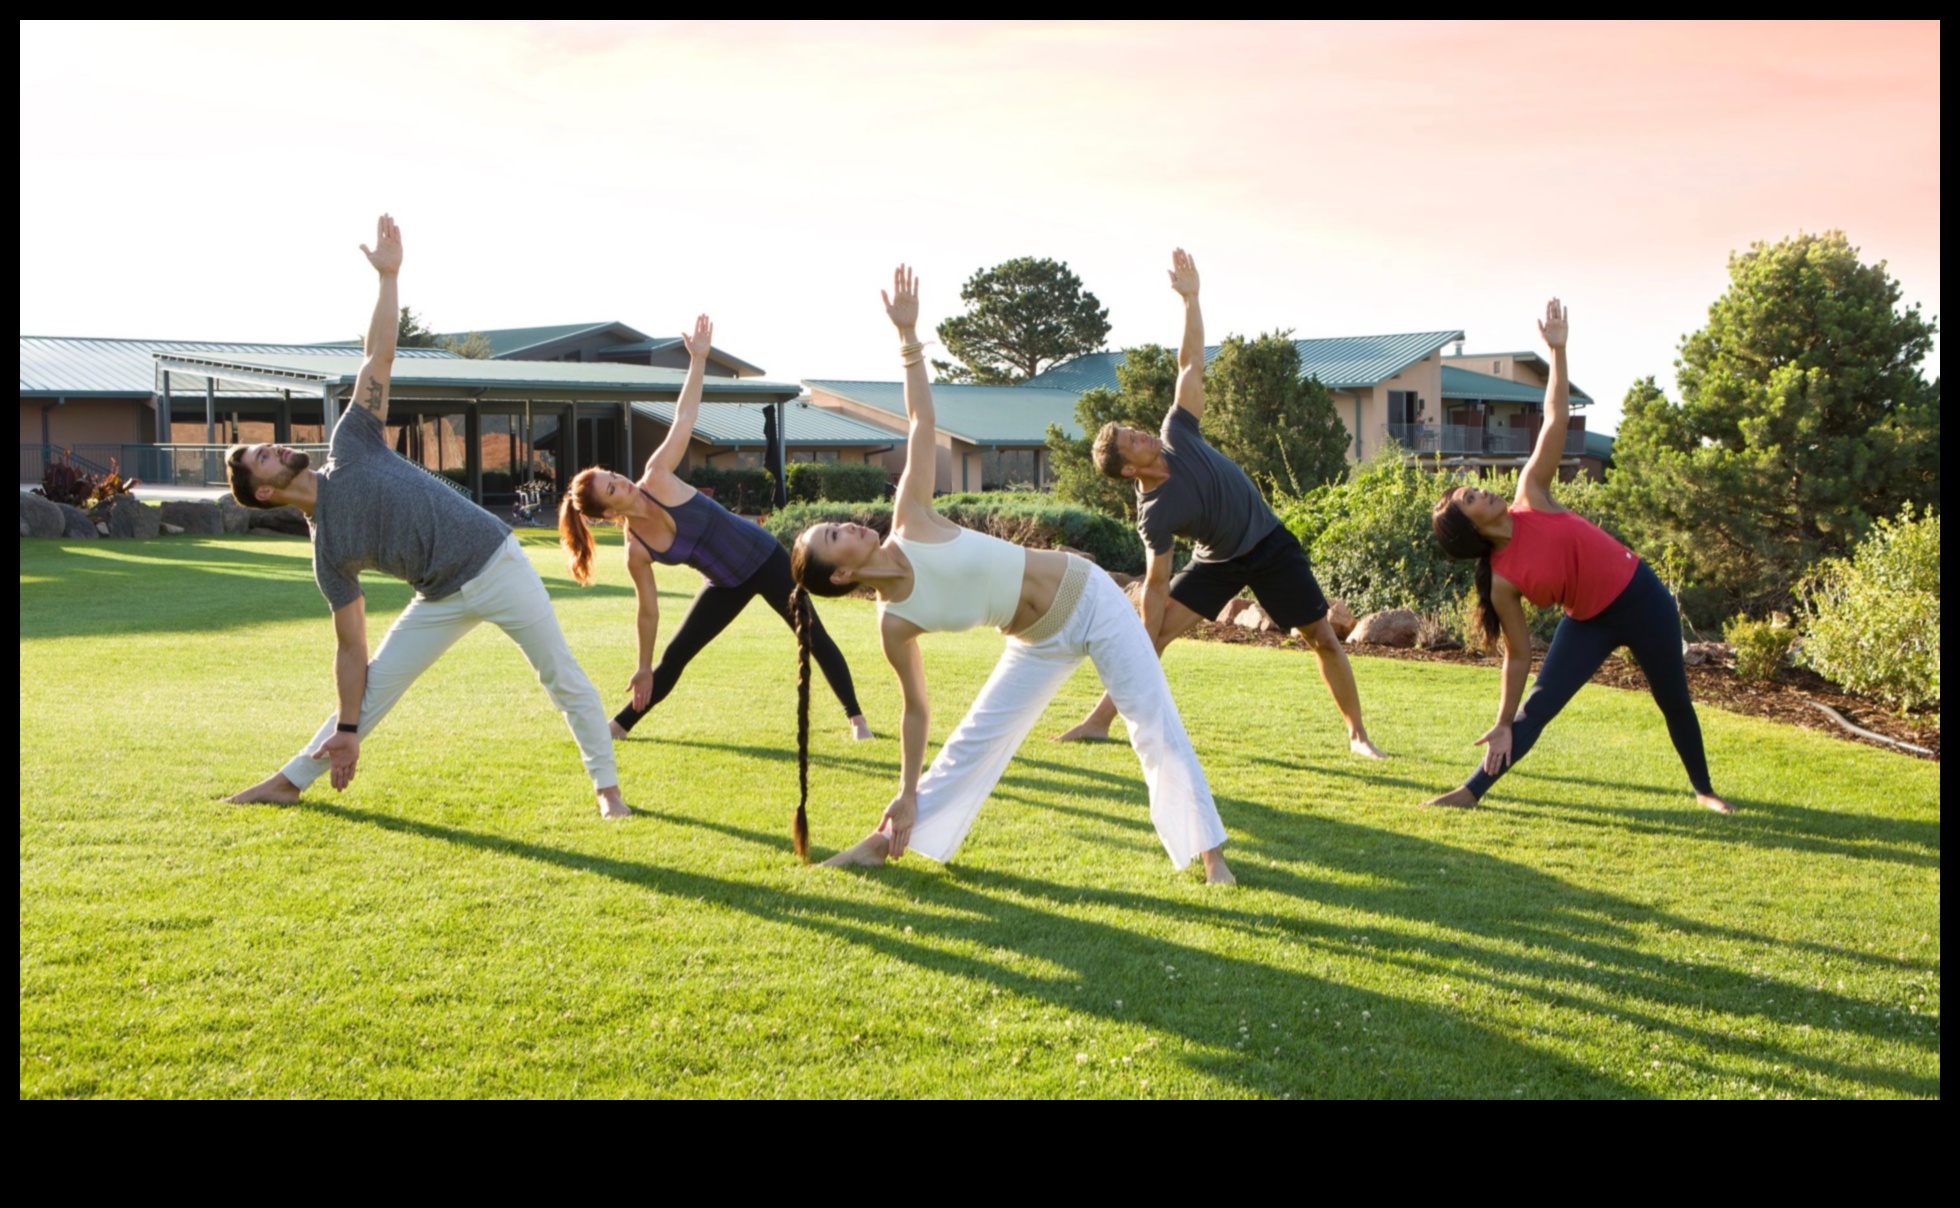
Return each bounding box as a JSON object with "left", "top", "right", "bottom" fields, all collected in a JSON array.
[
  {"left": 909, "top": 570, "right": 1227, "bottom": 869},
  {"left": 282, "top": 535, "right": 617, "bottom": 792}
]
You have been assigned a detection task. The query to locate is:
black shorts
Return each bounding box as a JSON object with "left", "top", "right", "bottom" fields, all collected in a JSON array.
[{"left": 1167, "top": 523, "right": 1330, "bottom": 631}]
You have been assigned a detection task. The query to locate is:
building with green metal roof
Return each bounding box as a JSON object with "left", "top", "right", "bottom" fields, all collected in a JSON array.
[
  {"left": 629, "top": 400, "right": 898, "bottom": 475},
  {"left": 802, "top": 380, "right": 1088, "bottom": 493}
]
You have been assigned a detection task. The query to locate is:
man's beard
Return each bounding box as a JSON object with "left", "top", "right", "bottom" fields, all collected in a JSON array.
[{"left": 266, "top": 448, "right": 310, "bottom": 489}]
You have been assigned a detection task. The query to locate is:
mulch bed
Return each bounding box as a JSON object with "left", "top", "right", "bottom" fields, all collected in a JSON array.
[{"left": 1184, "top": 619, "right": 1940, "bottom": 762}]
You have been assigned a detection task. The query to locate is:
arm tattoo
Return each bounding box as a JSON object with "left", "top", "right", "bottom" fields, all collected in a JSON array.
[{"left": 361, "top": 377, "right": 386, "bottom": 414}]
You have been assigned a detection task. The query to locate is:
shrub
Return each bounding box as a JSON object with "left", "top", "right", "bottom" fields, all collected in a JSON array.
[
  {"left": 785, "top": 462, "right": 890, "bottom": 505},
  {"left": 764, "top": 493, "right": 1145, "bottom": 574},
  {"left": 1798, "top": 508, "right": 1940, "bottom": 712},
  {"left": 35, "top": 451, "right": 139, "bottom": 511},
  {"left": 1724, "top": 614, "right": 1797, "bottom": 682},
  {"left": 687, "top": 466, "right": 776, "bottom": 514}
]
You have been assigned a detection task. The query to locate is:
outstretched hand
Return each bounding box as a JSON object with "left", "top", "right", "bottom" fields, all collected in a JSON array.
[
  {"left": 879, "top": 791, "right": 917, "bottom": 858},
  {"left": 882, "top": 265, "right": 919, "bottom": 331},
  {"left": 310, "top": 731, "right": 362, "bottom": 791},
  {"left": 361, "top": 214, "right": 402, "bottom": 276},
  {"left": 681, "top": 314, "right": 714, "bottom": 360},
  {"left": 1168, "top": 247, "right": 1200, "bottom": 298},
  {"left": 1537, "top": 297, "right": 1568, "bottom": 350},
  {"left": 1475, "top": 723, "right": 1513, "bottom": 776}
]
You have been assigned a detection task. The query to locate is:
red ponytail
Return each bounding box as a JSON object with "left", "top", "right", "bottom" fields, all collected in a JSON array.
[{"left": 558, "top": 468, "right": 605, "bottom": 586}]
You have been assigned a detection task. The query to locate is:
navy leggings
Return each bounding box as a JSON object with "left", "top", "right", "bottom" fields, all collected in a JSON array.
[
  {"left": 1466, "top": 560, "right": 1713, "bottom": 799},
  {"left": 614, "top": 545, "right": 863, "bottom": 732}
]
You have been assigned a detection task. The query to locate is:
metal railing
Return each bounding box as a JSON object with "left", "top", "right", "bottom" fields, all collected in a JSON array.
[
  {"left": 22, "top": 442, "right": 474, "bottom": 501},
  {"left": 1384, "top": 423, "right": 1586, "bottom": 458}
]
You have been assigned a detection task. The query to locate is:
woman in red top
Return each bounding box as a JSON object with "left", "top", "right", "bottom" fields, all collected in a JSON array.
[{"left": 1427, "top": 300, "right": 1730, "bottom": 814}]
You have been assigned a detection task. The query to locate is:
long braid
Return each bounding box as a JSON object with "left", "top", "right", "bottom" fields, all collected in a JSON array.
[{"left": 792, "top": 585, "right": 813, "bottom": 862}]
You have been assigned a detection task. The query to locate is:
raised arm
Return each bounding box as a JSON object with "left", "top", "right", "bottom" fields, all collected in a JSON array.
[
  {"left": 1517, "top": 298, "right": 1569, "bottom": 511},
  {"left": 643, "top": 315, "right": 713, "bottom": 483},
  {"left": 1169, "top": 248, "right": 1205, "bottom": 420},
  {"left": 886, "top": 266, "right": 942, "bottom": 534},
  {"left": 350, "top": 214, "right": 403, "bottom": 425}
]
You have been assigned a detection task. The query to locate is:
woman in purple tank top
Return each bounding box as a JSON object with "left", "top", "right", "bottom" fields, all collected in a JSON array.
[{"left": 558, "top": 315, "right": 872, "bottom": 746}]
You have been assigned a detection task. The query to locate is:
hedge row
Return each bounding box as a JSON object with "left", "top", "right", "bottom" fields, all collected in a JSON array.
[
  {"left": 762, "top": 493, "right": 1144, "bottom": 574},
  {"left": 785, "top": 462, "right": 890, "bottom": 505}
]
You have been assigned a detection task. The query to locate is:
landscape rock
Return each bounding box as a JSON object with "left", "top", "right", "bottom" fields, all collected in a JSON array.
[
  {"left": 162, "top": 523, "right": 184, "bottom": 534},
  {"left": 248, "top": 504, "right": 310, "bottom": 537},
  {"left": 1216, "top": 598, "right": 1255, "bottom": 625},
  {"left": 107, "top": 495, "right": 161, "bottom": 539},
  {"left": 56, "top": 503, "right": 98, "bottom": 539},
  {"left": 217, "top": 497, "right": 254, "bottom": 534},
  {"left": 1349, "top": 608, "right": 1420, "bottom": 647},
  {"left": 1235, "top": 602, "right": 1280, "bottom": 632},
  {"left": 19, "top": 492, "right": 64, "bottom": 538},
  {"left": 160, "top": 499, "right": 225, "bottom": 535},
  {"left": 1326, "top": 598, "right": 1357, "bottom": 641},
  {"left": 1107, "top": 570, "right": 1139, "bottom": 592},
  {"left": 1684, "top": 641, "right": 1732, "bottom": 667}
]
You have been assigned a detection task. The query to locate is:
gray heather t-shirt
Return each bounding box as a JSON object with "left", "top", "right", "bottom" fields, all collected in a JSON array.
[
  {"left": 1134, "top": 406, "right": 1280, "bottom": 564},
  {"left": 310, "top": 405, "right": 510, "bottom": 612}
]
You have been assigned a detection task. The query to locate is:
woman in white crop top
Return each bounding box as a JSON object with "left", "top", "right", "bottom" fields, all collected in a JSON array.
[{"left": 790, "top": 266, "right": 1233, "bottom": 883}]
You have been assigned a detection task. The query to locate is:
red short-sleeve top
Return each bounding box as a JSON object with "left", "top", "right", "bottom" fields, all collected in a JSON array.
[{"left": 1489, "top": 506, "right": 1638, "bottom": 620}]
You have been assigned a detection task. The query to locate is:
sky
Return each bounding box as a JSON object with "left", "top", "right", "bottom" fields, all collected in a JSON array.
[{"left": 18, "top": 21, "right": 1942, "bottom": 433}]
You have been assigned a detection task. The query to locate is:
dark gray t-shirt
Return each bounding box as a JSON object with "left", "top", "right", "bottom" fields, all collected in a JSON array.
[
  {"left": 1135, "top": 406, "right": 1279, "bottom": 564},
  {"left": 310, "top": 405, "right": 510, "bottom": 611}
]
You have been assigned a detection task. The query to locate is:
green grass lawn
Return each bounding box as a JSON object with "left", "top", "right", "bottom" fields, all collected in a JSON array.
[{"left": 18, "top": 533, "right": 1941, "bottom": 1098}]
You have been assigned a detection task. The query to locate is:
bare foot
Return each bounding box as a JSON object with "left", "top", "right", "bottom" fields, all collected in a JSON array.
[
  {"left": 1054, "top": 720, "right": 1112, "bottom": 743},
  {"left": 849, "top": 715, "right": 875, "bottom": 741},
  {"left": 1421, "top": 787, "right": 1478, "bottom": 809},
  {"left": 1201, "top": 846, "right": 1235, "bottom": 886},
  {"left": 597, "top": 786, "right": 632, "bottom": 819},
  {"left": 226, "top": 773, "right": 301, "bottom": 805},
  {"left": 822, "top": 831, "right": 891, "bottom": 868},
  {"left": 1349, "top": 736, "right": 1389, "bottom": 760},
  {"left": 608, "top": 720, "right": 629, "bottom": 741},
  {"left": 1697, "top": 792, "right": 1736, "bottom": 815}
]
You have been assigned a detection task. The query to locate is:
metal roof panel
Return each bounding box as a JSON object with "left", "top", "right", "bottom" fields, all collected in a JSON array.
[
  {"left": 803, "top": 380, "right": 1087, "bottom": 444},
  {"left": 631, "top": 400, "right": 900, "bottom": 447},
  {"left": 1027, "top": 331, "right": 1464, "bottom": 393},
  {"left": 19, "top": 336, "right": 453, "bottom": 397}
]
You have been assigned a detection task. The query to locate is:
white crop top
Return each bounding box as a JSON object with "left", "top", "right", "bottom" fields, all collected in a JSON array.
[{"left": 880, "top": 527, "right": 1026, "bottom": 634}]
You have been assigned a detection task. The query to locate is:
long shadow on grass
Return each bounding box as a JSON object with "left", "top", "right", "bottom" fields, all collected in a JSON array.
[
  {"left": 297, "top": 797, "right": 1934, "bottom": 1098},
  {"left": 17, "top": 537, "right": 644, "bottom": 640},
  {"left": 1502, "top": 773, "right": 1941, "bottom": 869}
]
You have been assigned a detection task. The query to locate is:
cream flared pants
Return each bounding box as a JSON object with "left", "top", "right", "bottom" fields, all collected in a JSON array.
[
  {"left": 281, "top": 535, "right": 618, "bottom": 792},
  {"left": 909, "top": 569, "right": 1227, "bottom": 869}
]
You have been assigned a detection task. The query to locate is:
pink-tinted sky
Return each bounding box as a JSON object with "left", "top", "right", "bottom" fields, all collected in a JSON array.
[{"left": 18, "top": 21, "right": 1941, "bottom": 430}]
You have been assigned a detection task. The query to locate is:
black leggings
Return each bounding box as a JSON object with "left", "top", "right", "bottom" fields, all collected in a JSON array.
[
  {"left": 1466, "top": 560, "right": 1713, "bottom": 799},
  {"left": 613, "top": 545, "right": 862, "bottom": 732}
]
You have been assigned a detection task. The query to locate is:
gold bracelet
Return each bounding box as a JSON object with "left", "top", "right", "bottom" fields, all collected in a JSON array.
[{"left": 898, "top": 340, "right": 925, "bottom": 358}]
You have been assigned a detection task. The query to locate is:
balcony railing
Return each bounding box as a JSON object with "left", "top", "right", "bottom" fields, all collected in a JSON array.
[{"left": 1384, "top": 423, "right": 1585, "bottom": 458}]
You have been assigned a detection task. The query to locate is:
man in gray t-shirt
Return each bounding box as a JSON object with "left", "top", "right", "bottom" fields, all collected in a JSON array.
[
  {"left": 223, "top": 215, "right": 625, "bottom": 817},
  {"left": 1056, "top": 248, "right": 1385, "bottom": 759}
]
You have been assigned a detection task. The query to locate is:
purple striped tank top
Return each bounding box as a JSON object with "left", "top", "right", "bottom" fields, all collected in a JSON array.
[{"left": 630, "top": 487, "right": 778, "bottom": 588}]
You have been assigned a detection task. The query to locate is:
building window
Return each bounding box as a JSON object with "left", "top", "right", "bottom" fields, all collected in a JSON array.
[
  {"left": 789, "top": 450, "right": 841, "bottom": 464},
  {"left": 1493, "top": 360, "right": 1502, "bottom": 376},
  {"left": 1387, "top": 390, "right": 1420, "bottom": 427}
]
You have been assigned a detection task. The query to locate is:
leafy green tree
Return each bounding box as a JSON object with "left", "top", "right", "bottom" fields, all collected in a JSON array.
[
  {"left": 1608, "top": 231, "right": 1939, "bottom": 617},
  {"left": 440, "top": 331, "right": 494, "bottom": 359},
  {"left": 933, "top": 257, "right": 1111, "bottom": 384},
  {"left": 1206, "top": 330, "right": 1350, "bottom": 498},
  {"left": 396, "top": 307, "right": 442, "bottom": 348},
  {"left": 1045, "top": 344, "right": 1177, "bottom": 523}
]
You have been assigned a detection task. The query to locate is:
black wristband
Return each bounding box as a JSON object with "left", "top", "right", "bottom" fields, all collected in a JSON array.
[{"left": 336, "top": 722, "right": 360, "bottom": 734}]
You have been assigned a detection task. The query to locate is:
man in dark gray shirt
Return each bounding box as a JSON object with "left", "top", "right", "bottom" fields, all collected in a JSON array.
[
  {"left": 1057, "top": 249, "right": 1385, "bottom": 760},
  {"left": 224, "top": 215, "right": 625, "bottom": 817}
]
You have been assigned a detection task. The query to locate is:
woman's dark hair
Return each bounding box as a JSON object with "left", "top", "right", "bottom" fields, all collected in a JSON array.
[
  {"left": 790, "top": 530, "right": 854, "bottom": 598},
  {"left": 557, "top": 467, "right": 607, "bottom": 586},
  {"left": 1433, "top": 492, "right": 1500, "bottom": 648},
  {"left": 790, "top": 586, "right": 815, "bottom": 862}
]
